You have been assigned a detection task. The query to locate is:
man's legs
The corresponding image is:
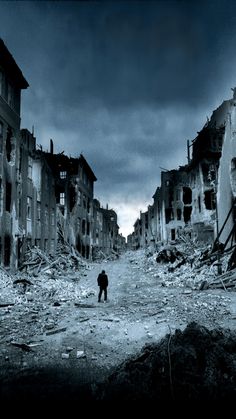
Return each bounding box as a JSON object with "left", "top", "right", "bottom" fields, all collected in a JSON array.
[
  {"left": 98, "top": 287, "right": 102, "bottom": 302},
  {"left": 104, "top": 287, "right": 107, "bottom": 301}
]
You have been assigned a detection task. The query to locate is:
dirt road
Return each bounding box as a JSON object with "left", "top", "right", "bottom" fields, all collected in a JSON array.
[{"left": 1, "top": 250, "right": 236, "bottom": 400}]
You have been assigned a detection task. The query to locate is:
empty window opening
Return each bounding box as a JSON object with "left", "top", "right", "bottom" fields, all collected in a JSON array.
[
  {"left": 76, "top": 235, "right": 82, "bottom": 254},
  {"left": 183, "top": 187, "right": 192, "bottom": 204},
  {"left": 5, "top": 181, "right": 11, "bottom": 212},
  {"left": 171, "top": 229, "right": 176, "bottom": 240},
  {"left": 87, "top": 221, "right": 90, "bottom": 235},
  {"left": 4, "top": 235, "right": 11, "bottom": 267},
  {"left": 69, "top": 186, "right": 76, "bottom": 212},
  {"left": 204, "top": 189, "right": 216, "bottom": 210},
  {"left": 165, "top": 208, "right": 173, "bottom": 224},
  {"left": 82, "top": 219, "right": 86, "bottom": 235},
  {"left": 184, "top": 206, "right": 192, "bottom": 223}
]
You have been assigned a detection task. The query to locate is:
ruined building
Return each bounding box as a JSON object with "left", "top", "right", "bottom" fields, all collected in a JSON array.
[
  {"left": 19, "top": 130, "right": 57, "bottom": 263},
  {"left": 0, "top": 39, "right": 28, "bottom": 268},
  {"left": 92, "top": 200, "right": 125, "bottom": 257},
  {"left": 44, "top": 149, "right": 96, "bottom": 260},
  {"left": 0, "top": 39, "right": 124, "bottom": 268},
  {"left": 128, "top": 89, "right": 236, "bottom": 250}
]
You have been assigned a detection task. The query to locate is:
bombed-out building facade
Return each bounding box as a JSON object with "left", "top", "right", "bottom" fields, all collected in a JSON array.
[
  {"left": 0, "top": 40, "right": 124, "bottom": 270},
  {"left": 128, "top": 91, "right": 236, "bottom": 251}
]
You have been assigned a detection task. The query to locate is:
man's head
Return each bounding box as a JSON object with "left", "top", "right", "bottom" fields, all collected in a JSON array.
[{"left": 102, "top": 270, "right": 105, "bottom": 274}]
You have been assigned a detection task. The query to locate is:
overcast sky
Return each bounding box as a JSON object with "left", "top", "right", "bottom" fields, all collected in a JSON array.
[{"left": 1, "top": 0, "right": 236, "bottom": 237}]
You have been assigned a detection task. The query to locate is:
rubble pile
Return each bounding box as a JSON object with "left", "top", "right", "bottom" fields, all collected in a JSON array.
[
  {"left": 20, "top": 245, "right": 88, "bottom": 276},
  {"left": 100, "top": 322, "right": 236, "bottom": 400},
  {"left": 0, "top": 246, "right": 94, "bottom": 342},
  {"left": 137, "top": 241, "right": 236, "bottom": 291}
]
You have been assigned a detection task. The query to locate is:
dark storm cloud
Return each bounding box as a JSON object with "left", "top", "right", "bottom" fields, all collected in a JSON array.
[{"left": 1, "top": 0, "right": 236, "bottom": 234}]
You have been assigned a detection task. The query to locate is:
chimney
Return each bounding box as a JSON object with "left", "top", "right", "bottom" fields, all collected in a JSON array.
[
  {"left": 106, "top": 203, "right": 108, "bottom": 210},
  {"left": 50, "top": 138, "right": 54, "bottom": 154}
]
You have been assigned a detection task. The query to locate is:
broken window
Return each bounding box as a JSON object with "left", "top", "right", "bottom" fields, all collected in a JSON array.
[
  {"left": 27, "top": 197, "right": 32, "bottom": 219},
  {"left": 60, "top": 192, "right": 65, "bottom": 206},
  {"left": 4, "top": 235, "right": 11, "bottom": 266},
  {"left": 204, "top": 189, "right": 216, "bottom": 210},
  {"left": 184, "top": 206, "right": 192, "bottom": 223},
  {"left": 82, "top": 219, "right": 86, "bottom": 235},
  {"left": 183, "top": 187, "right": 192, "bottom": 204},
  {"left": 171, "top": 229, "right": 176, "bottom": 240},
  {"left": 87, "top": 198, "right": 90, "bottom": 213},
  {"left": 83, "top": 194, "right": 86, "bottom": 209},
  {"left": 177, "top": 208, "right": 182, "bottom": 220},
  {"left": 60, "top": 171, "right": 66, "bottom": 179},
  {"left": 5, "top": 181, "right": 11, "bottom": 212}
]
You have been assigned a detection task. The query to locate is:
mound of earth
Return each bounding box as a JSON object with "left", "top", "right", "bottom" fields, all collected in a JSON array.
[{"left": 99, "top": 322, "right": 236, "bottom": 400}]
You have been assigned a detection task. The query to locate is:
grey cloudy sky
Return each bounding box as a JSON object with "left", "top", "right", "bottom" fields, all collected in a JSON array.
[{"left": 1, "top": 0, "right": 236, "bottom": 236}]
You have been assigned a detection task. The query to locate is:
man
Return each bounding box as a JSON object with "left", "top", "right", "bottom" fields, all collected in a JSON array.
[{"left": 97, "top": 269, "right": 109, "bottom": 302}]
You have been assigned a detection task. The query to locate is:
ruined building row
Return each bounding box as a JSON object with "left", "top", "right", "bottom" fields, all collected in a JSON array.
[
  {"left": 0, "top": 39, "right": 125, "bottom": 269},
  {"left": 128, "top": 89, "right": 236, "bottom": 251}
]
